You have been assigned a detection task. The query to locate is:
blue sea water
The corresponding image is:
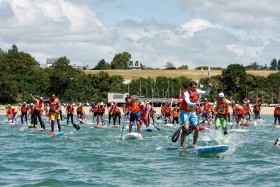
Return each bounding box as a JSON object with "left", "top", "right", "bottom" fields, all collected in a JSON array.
[{"left": 0, "top": 115, "right": 279, "bottom": 187}]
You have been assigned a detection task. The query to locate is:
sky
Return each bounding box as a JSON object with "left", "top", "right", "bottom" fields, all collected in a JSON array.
[{"left": 1, "top": 0, "right": 280, "bottom": 69}]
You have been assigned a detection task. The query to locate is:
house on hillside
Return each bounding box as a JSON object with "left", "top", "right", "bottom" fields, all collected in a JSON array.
[
  {"left": 40, "top": 58, "right": 89, "bottom": 70},
  {"left": 128, "top": 57, "right": 141, "bottom": 70}
]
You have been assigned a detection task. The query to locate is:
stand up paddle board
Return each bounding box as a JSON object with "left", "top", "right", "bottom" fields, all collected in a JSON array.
[
  {"left": 124, "top": 133, "right": 143, "bottom": 140},
  {"left": 50, "top": 132, "right": 64, "bottom": 136},
  {"left": 231, "top": 129, "right": 249, "bottom": 132},
  {"left": 164, "top": 145, "right": 229, "bottom": 154}
]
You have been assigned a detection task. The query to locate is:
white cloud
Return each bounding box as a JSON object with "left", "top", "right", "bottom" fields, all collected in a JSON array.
[
  {"left": 0, "top": 0, "right": 280, "bottom": 70},
  {"left": 180, "top": 18, "right": 220, "bottom": 37}
]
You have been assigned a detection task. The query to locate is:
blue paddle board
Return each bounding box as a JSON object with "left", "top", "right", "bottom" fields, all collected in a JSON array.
[
  {"left": 164, "top": 145, "right": 229, "bottom": 154},
  {"left": 50, "top": 132, "right": 64, "bottom": 136}
]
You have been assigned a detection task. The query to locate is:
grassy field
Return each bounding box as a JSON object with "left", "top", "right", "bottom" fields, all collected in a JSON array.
[{"left": 84, "top": 69, "right": 278, "bottom": 80}]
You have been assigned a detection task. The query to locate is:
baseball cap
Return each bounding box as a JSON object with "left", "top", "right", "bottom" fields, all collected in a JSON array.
[{"left": 218, "top": 93, "right": 224, "bottom": 97}]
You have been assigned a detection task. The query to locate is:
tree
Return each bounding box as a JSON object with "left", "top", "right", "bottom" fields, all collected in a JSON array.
[
  {"left": 221, "top": 64, "right": 247, "bottom": 99},
  {"left": 165, "top": 62, "right": 176, "bottom": 69},
  {"left": 93, "top": 59, "right": 110, "bottom": 70},
  {"left": 270, "top": 59, "right": 278, "bottom": 70},
  {"left": 278, "top": 60, "right": 280, "bottom": 70},
  {"left": 48, "top": 56, "right": 83, "bottom": 96},
  {"left": 177, "top": 65, "right": 188, "bottom": 70},
  {"left": 111, "top": 52, "right": 131, "bottom": 69}
]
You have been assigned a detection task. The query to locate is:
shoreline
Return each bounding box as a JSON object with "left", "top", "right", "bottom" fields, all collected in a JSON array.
[{"left": 0, "top": 106, "right": 276, "bottom": 115}]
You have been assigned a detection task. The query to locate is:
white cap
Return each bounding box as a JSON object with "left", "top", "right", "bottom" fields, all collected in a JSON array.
[
  {"left": 23, "top": 102, "right": 26, "bottom": 104},
  {"left": 30, "top": 103, "right": 34, "bottom": 106},
  {"left": 247, "top": 100, "right": 250, "bottom": 103},
  {"left": 111, "top": 103, "right": 114, "bottom": 105},
  {"left": 218, "top": 93, "right": 224, "bottom": 97},
  {"left": 140, "top": 102, "right": 145, "bottom": 105},
  {"left": 100, "top": 102, "right": 104, "bottom": 105}
]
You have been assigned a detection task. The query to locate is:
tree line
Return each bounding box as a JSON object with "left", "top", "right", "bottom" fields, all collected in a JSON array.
[{"left": 0, "top": 45, "right": 280, "bottom": 105}]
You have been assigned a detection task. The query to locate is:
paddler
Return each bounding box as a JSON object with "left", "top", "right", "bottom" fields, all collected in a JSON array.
[
  {"left": 212, "top": 93, "right": 231, "bottom": 135},
  {"left": 180, "top": 80, "right": 212, "bottom": 148},
  {"left": 125, "top": 95, "right": 141, "bottom": 134}
]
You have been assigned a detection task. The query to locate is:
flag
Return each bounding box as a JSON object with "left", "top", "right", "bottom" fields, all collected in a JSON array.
[{"left": 208, "top": 66, "right": 211, "bottom": 78}]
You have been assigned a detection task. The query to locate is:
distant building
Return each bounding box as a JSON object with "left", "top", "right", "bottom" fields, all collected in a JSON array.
[
  {"left": 108, "top": 92, "right": 129, "bottom": 104},
  {"left": 46, "top": 58, "right": 58, "bottom": 67},
  {"left": 73, "top": 64, "right": 89, "bottom": 70},
  {"left": 128, "top": 57, "right": 141, "bottom": 70},
  {"left": 40, "top": 58, "right": 89, "bottom": 70}
]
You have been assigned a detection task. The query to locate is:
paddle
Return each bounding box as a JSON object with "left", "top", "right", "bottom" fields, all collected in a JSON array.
[
  {"left": 151, "top": 123, "right": 160, "bottom": 130},
  {"left": 72, "top": 123, "right": 80, "bottom": 130},
  {"left": 118, "top": 123, "right": 125, "bottom": 139},
  {"left": 171, "top": 116, "right": 211, "bottom": 143},
  {"left": 171, "top": 127, "right": 182, "bottom": 142}
]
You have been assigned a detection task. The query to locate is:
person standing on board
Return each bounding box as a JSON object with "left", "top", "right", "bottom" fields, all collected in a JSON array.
[
  {"left": 213, "top": 93, "right": 231, "bottom": 135},
  {"left": 108, "top": 103, "right": 114, "bottom": 125},
  {"left": 274, "top": 104, "right": 280, "bottom": 126},
  {"left": 171, "top": 104, "right": 180, "bottom": 125},
  {"left": 97, "top": 102, "right": 105, "bottom": 126},
  {"left": 112, "top": 103, "right": 121, "bottom": 126},
  {"left": 148, "top": 103, "right": 156, "bottom": 125},
  {"left": 180, "top": 81, "right": 212, "bottom": 148},
  {"left": 20, "top": 102, "right": 28, "bottom": 125},
  {"left": 243, "top": 99, "right": 252, "bottom": 121},
  {"left": 125, "top": 95, "right": 141, "bottom": 134},
  {"left": 30, "top": 94, "right": 46, "bottom": 129},
  {"left": 139, "top": 102, "right": 149, "bottom": 127},
  {"left": 39, "top": 93, "right": 62, "bottom": 132},
  {"left": 253, "top": 101, "right": 262, "bottom": 119},
  {"left": 66, "top": 103, "right": 75, "bottom": 125},
  {"left": 76, "top": 103, "right": 85, "bottom": 123},
  {"left": 201, "top": 98, "right": 212, "bottom": 128},
  {"left": 232, "top": 101, "right": 247, "bottom": 129}
]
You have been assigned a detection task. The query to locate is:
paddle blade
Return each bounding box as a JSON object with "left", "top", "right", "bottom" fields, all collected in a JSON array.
[
  {"left": 73, "top": 123, "right": 80, "bottom": 130},
  {"left": 171, "top": 129, "right": 181, "bottom": 142}
]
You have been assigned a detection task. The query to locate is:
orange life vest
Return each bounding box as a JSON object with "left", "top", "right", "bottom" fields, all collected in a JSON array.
[
  {"left": 215, "top": 99, "right": 229, "bottom": 118},
  {"left": 77, "top": 106, "right": 83, "bottom": 113},
  {"left": 67, "top": 105, "right": 74, "bottom": 113},
  {"left": 243, "top": 103, "right": 250, "bottom": 113},
  {"left": 127, "top": 102, "right": 140, "bottom": 114},
  {"left": 113, "top": 106, "right": 121, "bottom": 114},
  {"left": 35, "top": 100, "right": 44, "bottom": 111},
  {"left": 49, "top": 98, "right": 59, "bottom": 112},
  {"left": 235, "top": 105, "right": 245, "bottom": 115},
  {"left": 203, "top": 102, "right": 211, "bottom": 113},
  {"left": 172, "top": 108, "right": 179, "bottom": 118},
  {"left": 11, "top": 107, "right": 18, "bottom": 114},
  {"left": 180, "top": 89, "right": 199, "bottom": 112},
  {"left": 21, "top": 105, "right": 28, "bottom": 113}
]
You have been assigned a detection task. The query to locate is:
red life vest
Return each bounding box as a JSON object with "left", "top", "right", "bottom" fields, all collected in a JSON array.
[
  {"left": 67, "top": 105, "right": 74, "bottom": 114},
  {"left": 21, "top": 105, "right": 28, "bottom": 113},
  {"left": 180, "top": 89, "right": 199, "bottom": 112},
  {"left": 35, "top": 100, "right": 44, "bottom": 111},
  {"left": 49, "top": 98, "right": 59, "bottom": 112},
  {"left": 274, "top": 106, "right": 280, "bottom": 115}
]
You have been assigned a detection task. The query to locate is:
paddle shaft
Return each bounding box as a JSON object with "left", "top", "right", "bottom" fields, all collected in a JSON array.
[{"left": 120, "top": 123, "right": 125, "bottom": 138}]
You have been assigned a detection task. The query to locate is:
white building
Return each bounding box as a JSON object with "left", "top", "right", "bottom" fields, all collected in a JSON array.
[
  {"left": 108, "top": 93, "right": 129, "bottom": 104},
  {"left": 41, "top": 58, "right": 89, "bottom": 70},
  {"left": 128, "top": 57, "right": 141, "bottom": 70}
]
